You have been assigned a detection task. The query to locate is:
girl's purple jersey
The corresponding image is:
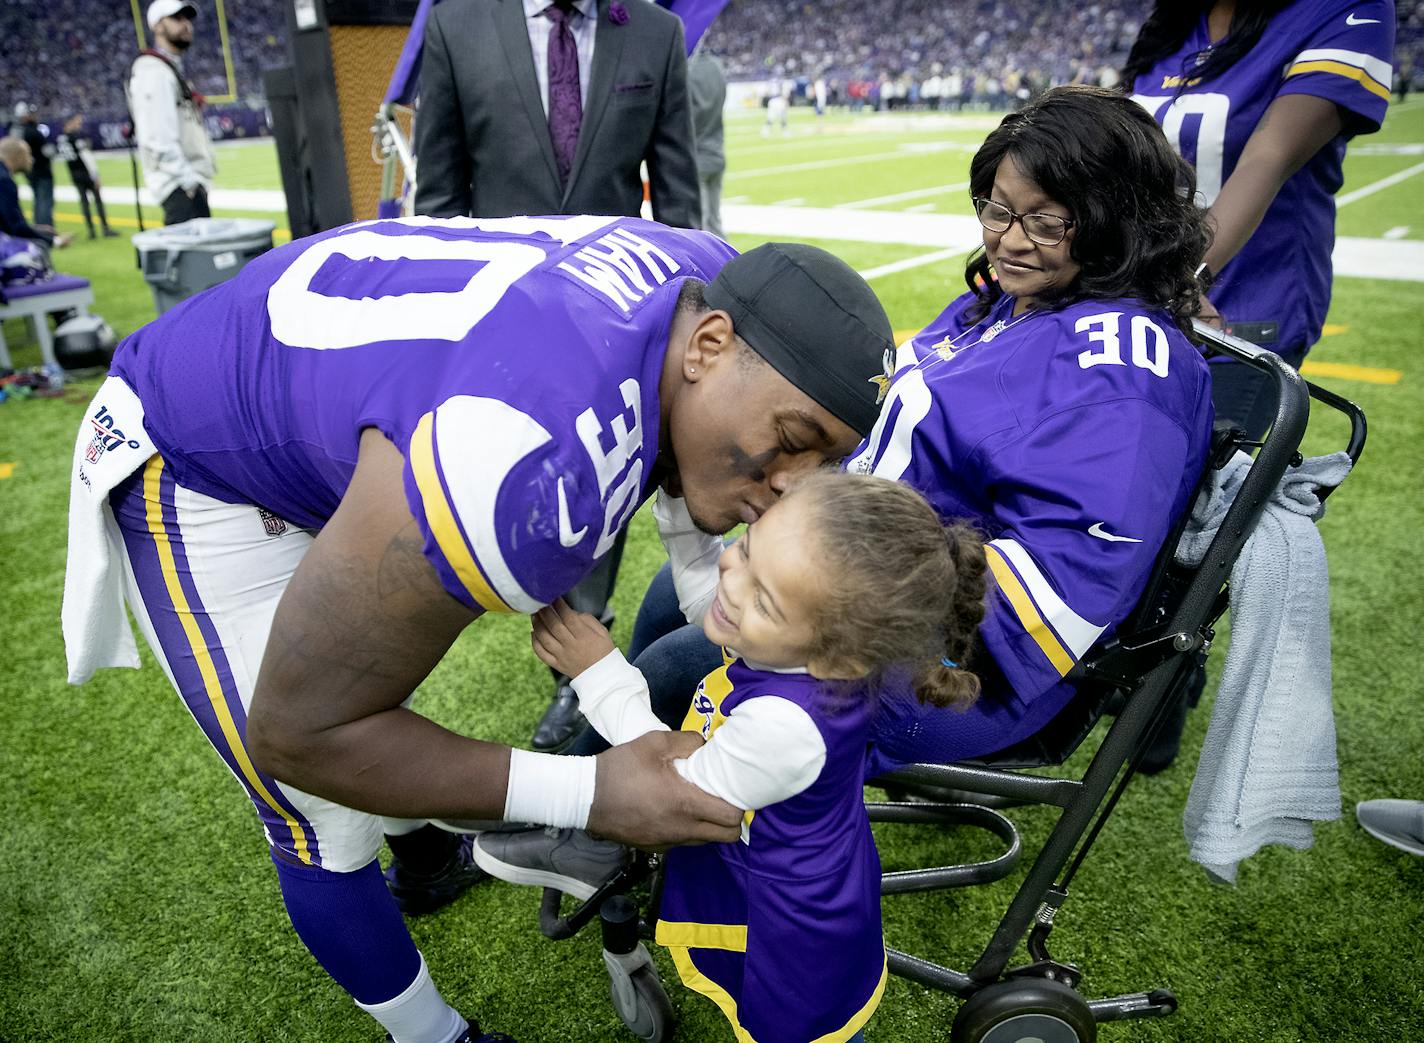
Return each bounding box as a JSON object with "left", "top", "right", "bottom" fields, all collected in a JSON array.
[
  {"left": 849, "top": 290, "right": 1214, "bottom": 745},
  {"left": 1130, "top": 0, "right": 1394, "bottom": 356},
  {"left": 656, "top": 656, "right": 885, "bottom": 1042},
  {"left": 111, "top": 215, "right": 736, "bottom": 613}
]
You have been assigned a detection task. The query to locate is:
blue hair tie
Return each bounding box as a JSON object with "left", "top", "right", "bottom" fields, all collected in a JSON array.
[{"left": 941, "top": 657, "right": 958, "bottom": 669}]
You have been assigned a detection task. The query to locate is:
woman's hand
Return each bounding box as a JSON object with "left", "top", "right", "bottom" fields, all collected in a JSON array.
[
  {"left": 1196, "top": 292, "right": 1223, "bottom": 329},
  {"left": 531, "top": 598, "right": 617, "bottom": 679}
]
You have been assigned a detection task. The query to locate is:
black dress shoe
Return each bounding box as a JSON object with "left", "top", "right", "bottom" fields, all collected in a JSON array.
[{"left": 532, "top": 682, "right": 590, "bottom": 751}]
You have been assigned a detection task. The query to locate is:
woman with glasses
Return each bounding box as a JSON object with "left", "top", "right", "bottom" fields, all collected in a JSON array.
[
  {"left": 841, "top": 84, "right": 1215, "bottom": 773},
  {"left": 547, "top": 86, "right": 1216, "bottom": 799}
]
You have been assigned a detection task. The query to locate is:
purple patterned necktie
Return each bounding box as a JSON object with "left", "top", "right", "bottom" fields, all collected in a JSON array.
[{"left": 544, "top": 0, "right": 583, "bottom": 186}]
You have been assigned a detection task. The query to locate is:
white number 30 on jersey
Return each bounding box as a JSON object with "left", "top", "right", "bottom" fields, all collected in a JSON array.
[{"left": 1074, "top": 311, "right": 1170, "bottom": 378}]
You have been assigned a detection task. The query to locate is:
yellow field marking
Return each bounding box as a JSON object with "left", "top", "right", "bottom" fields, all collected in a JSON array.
[
  {"left": 1321, "top": 324, "right": 1349, "bottom": 336},
  {"left": 1300, "top": 360, "right": 1402, "bottom": 385},
  {"left": 53, "top": 211, "right": 292, "bottom": 242},
  {"left": 0, "top": 462, "right": 16, "bottom": 480}
]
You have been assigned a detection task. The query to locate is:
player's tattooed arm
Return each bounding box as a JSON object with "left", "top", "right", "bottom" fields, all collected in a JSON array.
[
  {"left": 375, "top": 520, "right": 440, "bottom": 602},
  {"left": 247, "top": 429, "right": 742, "bottom": 846},
  {"left": 247, "top": 427, "right": 519, "bottom": 821}
]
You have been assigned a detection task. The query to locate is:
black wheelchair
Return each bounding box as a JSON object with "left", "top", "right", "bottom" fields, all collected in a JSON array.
[{"left": 522, "top": 323, "right": 1367, "bottom": 1043}]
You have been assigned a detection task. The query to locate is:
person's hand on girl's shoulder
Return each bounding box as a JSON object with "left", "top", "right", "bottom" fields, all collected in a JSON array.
[{"left": 531, "top": 598, "right": 617, "bottom": 679}]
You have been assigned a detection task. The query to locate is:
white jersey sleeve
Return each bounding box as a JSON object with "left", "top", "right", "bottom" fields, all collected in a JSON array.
[{"left": 571, "top": 650, "right": 825, "bottom": 811}]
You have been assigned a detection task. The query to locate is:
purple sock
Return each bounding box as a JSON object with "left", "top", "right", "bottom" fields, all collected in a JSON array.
[{"left": 272, "top": 852, "right": 422, "bottom": 1004}]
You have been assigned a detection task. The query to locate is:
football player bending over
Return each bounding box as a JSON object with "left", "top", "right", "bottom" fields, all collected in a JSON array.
[{"left": 63, "top": 216, "right": 892, "bottom": 1042}]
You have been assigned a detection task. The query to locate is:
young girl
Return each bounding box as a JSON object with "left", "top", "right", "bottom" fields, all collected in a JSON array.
[{"left": 514, "top": 471, "right": 988, "bottom": 1043}]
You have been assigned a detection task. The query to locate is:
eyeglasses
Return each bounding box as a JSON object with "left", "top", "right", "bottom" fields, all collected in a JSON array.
[{"left": 973, "top": 197, "right": 1076, "bottom": 247}]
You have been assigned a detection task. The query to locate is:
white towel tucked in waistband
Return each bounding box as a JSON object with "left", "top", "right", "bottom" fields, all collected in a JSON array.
[{"left": 62, "top": 376, "right": 156, "bottom": 684}]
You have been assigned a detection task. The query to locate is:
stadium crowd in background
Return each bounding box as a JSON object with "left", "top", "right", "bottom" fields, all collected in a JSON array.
[
  {"left": 1, "top": 0, "right": 282, "bottom": 149},
  {"left": 707, "top": 0, "right": 1144, "bottom": 111},
  {"left": 2, "top": 1, "right": 1423, "bottom": 153}
]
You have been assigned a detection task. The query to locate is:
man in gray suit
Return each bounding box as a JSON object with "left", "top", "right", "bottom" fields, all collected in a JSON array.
[
  {"left": 414, "top": 0, "right": 701, "bottom": 228},
  {"left": 414, "top": 0, "right": 702, "bottom": 754},
  {"left": 687, "top": 46, "right": 726, "bottom": 238}
]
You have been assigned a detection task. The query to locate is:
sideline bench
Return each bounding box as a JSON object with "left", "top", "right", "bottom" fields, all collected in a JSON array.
[{"left": 0, "top": 274, "right": 95, "bottom": 370}]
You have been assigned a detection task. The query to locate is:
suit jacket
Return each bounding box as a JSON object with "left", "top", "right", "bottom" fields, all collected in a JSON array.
[
  {"left": 687, "top": 50, "right": 726, "bottom": 176},
  {"left": 415, "top": 0, "right": 700, "bottom": 228}
]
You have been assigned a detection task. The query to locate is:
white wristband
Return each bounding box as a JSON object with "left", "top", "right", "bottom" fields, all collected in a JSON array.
[{"left": 503, "top": 748, "right": 597, "bottom": 829}]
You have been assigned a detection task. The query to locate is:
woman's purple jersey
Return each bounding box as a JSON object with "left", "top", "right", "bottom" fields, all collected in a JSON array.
[{"left": 848, "top": 289, "right": 1214, "bottom": 763}]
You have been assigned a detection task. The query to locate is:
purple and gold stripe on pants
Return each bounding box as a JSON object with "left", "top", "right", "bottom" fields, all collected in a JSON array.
[{"left": 113, "top": 455, "right": 320, "bottom": 866}]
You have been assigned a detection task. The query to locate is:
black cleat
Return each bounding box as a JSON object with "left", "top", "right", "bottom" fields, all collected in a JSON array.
[{"left": 383, "top": 835, "right": 487, "bottom": 916}]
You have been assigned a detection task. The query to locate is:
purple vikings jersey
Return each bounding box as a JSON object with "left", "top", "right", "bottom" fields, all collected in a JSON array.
[
  {"left": 1130, "top": 0, "right": 1394, "bottom": 356},
  {"left": 111, "top": 216, "right": 736, "bottom": 612},
  {"left": 656, "top": 657, "right": 885, "bottom": 1042},
  {"left": 848, "top": 290, "right": 1214, "bottom": 744}
]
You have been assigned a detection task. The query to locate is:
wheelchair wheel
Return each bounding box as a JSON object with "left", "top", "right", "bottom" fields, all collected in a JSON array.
[
  {"left": 951, "top": 978, "right": 1096, "bottom": 1043},
  {"left": 608, "top": 960, "right": 674, "bottom": 1042}
]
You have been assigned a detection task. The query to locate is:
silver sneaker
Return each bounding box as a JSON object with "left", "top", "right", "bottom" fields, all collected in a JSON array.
[
  {"left": 1356, "top": 799, "right": 1424, "bottom": 857},
  {"left": 473, "top": 826, "right": 630, "bottom": 900}
]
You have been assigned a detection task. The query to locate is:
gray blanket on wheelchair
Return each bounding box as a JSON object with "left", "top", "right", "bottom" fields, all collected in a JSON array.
[{"left": 1174, "top": 449, "right": 1353, "bottom": 883}]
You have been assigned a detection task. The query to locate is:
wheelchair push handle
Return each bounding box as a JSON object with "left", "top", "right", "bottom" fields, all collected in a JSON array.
[{"left": 1190, "top": 320, "right": 1367, "bottom": 499}]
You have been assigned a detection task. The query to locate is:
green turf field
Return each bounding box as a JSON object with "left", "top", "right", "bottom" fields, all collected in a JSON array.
[{"left": 3, "top": 102, "right": 1423, "bottom": 1042}]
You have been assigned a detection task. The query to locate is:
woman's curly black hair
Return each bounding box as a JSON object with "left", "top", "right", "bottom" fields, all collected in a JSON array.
[{"left": 961, "top": 84, "right": 1210, "bottom": 333}]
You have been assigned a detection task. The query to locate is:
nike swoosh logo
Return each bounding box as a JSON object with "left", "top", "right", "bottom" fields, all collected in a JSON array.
[
  {"left": 1089, "top": 522, "right": 1143, "bottom": 543},
  {"left": 1346, "top": 13, "right": 1380, "bottom": 24},
  {"left": 557, "top": 478, "right": 588, "bottom": 548}
]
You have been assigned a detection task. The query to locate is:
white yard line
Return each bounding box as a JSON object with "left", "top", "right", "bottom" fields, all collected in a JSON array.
[
  {"left": 770, "top": 197, "right": 805, "bottom": 207},
  {"left": 902, "top": 202, "right": 939, "bottom": 213},
  {"left": 858, "top": 247, "right": 965, "bottom": 281},
  {"left": 1335, "top": 160, "right": 1424, "bottom": 207},
  {"left": 1332, "top": 236, "right": 1424, "bottom": 280},
  {"left": 722, "top": 203, "right": 983, "bottom": 251},
  {"left": 32, "top": 183, "right": 287, "bottom": 211},
  {"left": 835, "top": 180, "right": 970, "bottom": 209},
  {"left": 35, "top": 184, "right": 1423, "bottom": 281},
  {"left": 727, "top": 142, "right": 964, "bottom": 180},
  {"left": 1383, "top": 226, "right": 1410, "bottom": 239},
  {"left": 1351, "top": 142, "right": 1424, "bottom": 155}
]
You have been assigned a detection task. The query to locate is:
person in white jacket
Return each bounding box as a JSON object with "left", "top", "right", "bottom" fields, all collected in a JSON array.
[{"left": 127, "top": 0, "right": 215, "bottom": 225}]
